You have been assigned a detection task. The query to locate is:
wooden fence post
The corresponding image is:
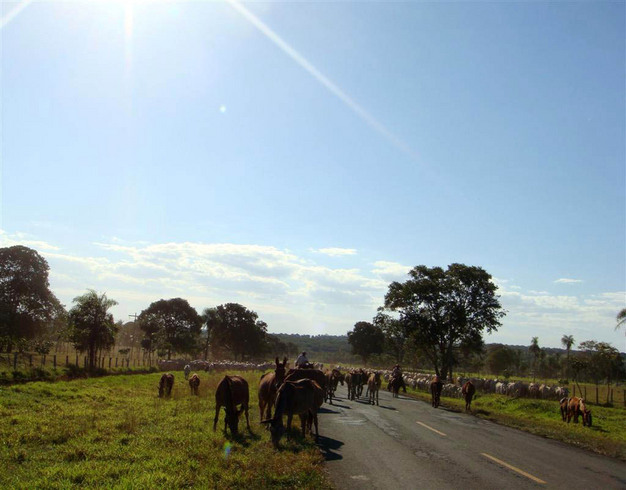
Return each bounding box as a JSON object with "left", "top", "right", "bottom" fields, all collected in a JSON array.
[
  {"left": 42, "top": 355, "right": 46, "bottom": 366},
  {"left": 29, "top": 354, "right": 33, "bottom": 367},
  {"left": 66, "top": 355, "right": 69, "bottom": 367},
  {"left": 53, "top": 355, "right": 57, "bottom": 368},
  {"left": 13, "top": 352, "right": 17, "bottom": 370},
  {"left": 595, "top": 385, "right": 598, "bottom": 404},
  {"left": 115, "top": 358, "right": 118, "bottom": 367},
  {"left": 109, "top": 357, "right": 112, "bottom": 368},
  {"left": 75, "top": 355, "right": 79, "bottom": 366},
  {"left": 584, "top": 386, "right": 587, "bottom": 400},
  {"left": 84, "top": 357, "right": 87, "bottom": 368}
]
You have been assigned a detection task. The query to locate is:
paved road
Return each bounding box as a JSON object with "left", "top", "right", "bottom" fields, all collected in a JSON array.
[{"left": 317, "top": 385, "right": 625, "bottom": 489}]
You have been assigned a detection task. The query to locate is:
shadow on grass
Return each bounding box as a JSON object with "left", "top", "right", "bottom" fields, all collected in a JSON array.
[{"left": 316, "top": 435, "right": 344, "bottom": 461}]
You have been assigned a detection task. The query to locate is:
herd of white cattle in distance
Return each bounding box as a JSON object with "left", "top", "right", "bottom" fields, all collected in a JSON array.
[
  {"left": 158, "top": 359, "right": 568, "bottom": 401},
  {"left": 392, "top": 372, "right": 570, "bottom": 400}
]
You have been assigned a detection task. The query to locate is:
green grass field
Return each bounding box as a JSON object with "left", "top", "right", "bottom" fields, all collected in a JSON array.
[
  {"left": 404, "top": 387, "right": 626, "bottom": 460},
  {"left": 0, "top": 372, "right": 329, "bottom": 489}
]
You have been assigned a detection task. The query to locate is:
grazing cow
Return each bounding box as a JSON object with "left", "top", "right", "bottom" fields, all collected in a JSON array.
[
  {"left": 158, "top": 373, "right": 174, "bottom": 398},
  {"left": 184, "top": 364, "right": 191, "bottom": 380},
  {"left": 325, "top": 368, "right": 343, "bottom": 405},
  {"left": 262, "top": 379, "right": 322, "bottom": 448},
  {"left": 368, "top": 372, "right": 381, "bottom": 406},
  {"left": 567, "top": 397, "right": 592, "bottom": 427},
  {"left": 430, "top": 376, "right": 443, "bottom": 408},
  {"left": 213, "top": 375, "right": 251, "bottom": 435},
  {"left": 258, "top": 357, "right": 288, "bottom": 420},
  {"left": 285, "top": 368, "right": 327, "bottom": 403},
  {"left": 461, "top": 380, "right": 475, "bottom": 411},
  {"left": 188, "top": 373, "right": 200, "bottom": 395}
]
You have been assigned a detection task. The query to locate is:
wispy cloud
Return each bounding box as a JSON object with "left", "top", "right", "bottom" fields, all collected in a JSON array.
[
  {"left": 313, "top": 247, "right": 357, "bottom": 257},
  {"left": 555, "top": 278, "right": 583, "bottom": 284}
]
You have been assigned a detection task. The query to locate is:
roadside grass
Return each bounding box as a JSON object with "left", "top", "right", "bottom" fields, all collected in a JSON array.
[
  {"left": 403, "top": 387, "right": 626, "bottom": 461},
  {"left": 0, "top": 372, "right": 329, "bottom": 489}
]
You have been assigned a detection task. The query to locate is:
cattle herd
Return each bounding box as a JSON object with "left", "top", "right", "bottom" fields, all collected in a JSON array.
[{"left": 157, "top": 360, "right": 593, "bottom": 449}]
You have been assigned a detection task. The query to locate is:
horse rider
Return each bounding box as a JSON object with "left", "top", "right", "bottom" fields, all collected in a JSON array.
[
  {"left": 295, "top": 351, "right": 309, "bottom": 368},
  {"left": 391, "top": 364, "right": 406, "bottom": 393}
]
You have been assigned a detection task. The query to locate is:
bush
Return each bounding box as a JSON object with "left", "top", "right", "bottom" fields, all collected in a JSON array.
[{"left": 64, "top": 364, "right": 88, "bottom": 379}]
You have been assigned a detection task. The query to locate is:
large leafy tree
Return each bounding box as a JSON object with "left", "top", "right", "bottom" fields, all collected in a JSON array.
[
  {"left": 68, "top": 290, "right": 118, "bottom": 369},
  {"left": 138, "top": 298, "right": 202, "bottom": 359},
  {"left": 210, "top": 303, "right": 267, "bottom": 360},
  {"left": 347, "top": 321, "right": 385, "bottom": 363},
  {"left": 201, "top": 307, "right": 221, "bottom": 360},
  {"left": 529, "top": 336, "right": 541, "bottom": 382},
  {"left": 578, "top": 340, "right": 624, "bottom": 403},
  {"left": 373, "top": 310, "right": 410, "bottom": 363},
  {"left": 0, "top": 245, "right": 65, "bottom": 351},
  {"left": 384, "top": 263, "right": 504, "bottom": 380}
]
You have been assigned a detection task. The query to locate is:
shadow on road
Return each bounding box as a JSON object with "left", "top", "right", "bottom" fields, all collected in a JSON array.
[
  {"left": 377, "top": 405, "right": 397, "bottom": 411},
  {"left": 319, "top": 407, "right": 340, "bottom": 414},
  {"left": 327, "top": 402, "right": 350, "bottom": 409},
  {"left": 316, "top": 435, "right": 344, "bottom": 461}
]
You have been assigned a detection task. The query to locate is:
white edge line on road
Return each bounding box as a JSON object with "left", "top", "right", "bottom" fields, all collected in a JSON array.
[
  {"left": 416, "top": 421, "right": 447, "bottom": 437},
  {"left": 481, "top": 452, "right": 546, "bottom": 485}
]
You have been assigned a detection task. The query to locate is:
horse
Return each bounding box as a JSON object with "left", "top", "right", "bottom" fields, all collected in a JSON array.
[
  {"left": 158, "top": 373, "right": 174, "bottom": 398},
  {"left": 284, "top": 368, "right": 327, "bottom": 402},
  {"left": 388, "top": 374, "right": 405, "bottom": 398},
  {"left": 567, "top": 397, "right": 592, "bottom": 427},
  {"left": 213, "top": 375, "right": 251, "bottom": 435},
  {"left": 325, "top": 368, "right": 343, "bottom": 404},
  {"left": 368, "top": 372, "right": 381, "bottom": 406},
  {"left": 461, "top": 380, "right": 475, "bottom": 411},
  {"left": 258, "top": 357, "right": 288, "bottom": 420},
  {"left": 188, "top": 373, "right": 200, "bottom": 395},
  {"left": 430, "top": 376, "right": 443, "bottom": 408},
  {"left": 262, "top": 378, "right": 322, "bottom": 448}
]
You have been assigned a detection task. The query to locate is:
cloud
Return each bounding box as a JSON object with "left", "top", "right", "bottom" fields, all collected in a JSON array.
[
  {"left": 372, "top": 261, "right": 411, "bottom": 282},
  {"left": 554, "top": 278, "right": 583, "bottom": 284},
  {"left": 0, "top": 230, "right": 60, "bottom": 251},
  {"left": 313, "top": 247, "right": 358, "bottom": 257}
]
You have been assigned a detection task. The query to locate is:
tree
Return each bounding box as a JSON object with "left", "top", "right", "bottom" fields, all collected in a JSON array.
[
  {"left": 578, "top": 340, "right": 624, "bottom": 403},
  {"left": 68, "top": 290, "right": 118, "bottom": 370},
  {"left": 347, "top": 321, "right": 385, "bottom": 364},
  {"left": 138, "top": 298, "right": 202, "bottom": 359},
  {"left": 485, "top": 345, "right": 515, "bottom": 376},
  {"left": 373, "top": 309, "right": 410, "bottom": 363},
  {"left": 616, "top": 308, "right": 626, "bottom": 330},
  {"left": 210, "top": 303, "right": 267, "bottom": 360},
  {"left": 384, "top": 263, "right": 504, "bottom": 380},
  {"left": 561, "top": 334, "right": 575, "bottom": 381},
  {"left": 0, "top": 245, "right": 65, "bottom": 351},
  {"left": 201, "top": 307, "right": 221, "bottom": 360},
  {"left": 529, "top": 337, "right": 541, "bottom": 382}
]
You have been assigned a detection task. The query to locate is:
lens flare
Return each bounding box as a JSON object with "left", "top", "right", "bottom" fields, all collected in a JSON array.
[{"left": 223, "top": 442, "right": 232, "bottom": 459}]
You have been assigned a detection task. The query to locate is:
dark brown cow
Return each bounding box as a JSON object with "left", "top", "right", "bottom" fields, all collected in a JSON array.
[
  {"left": 188, "top": 373, "right": 200, "bottom": 396},
  {"left": 213, "top": 375, "right": 251, "bottom": 435},
  {"left": 430, "top": 376, "right": 443, "bottom": 408},
  {"left": 461, "top": 380, "right": 475, "bottom": 411},
  {"left": 158, "top": 373, "right": 174, "bottom": 398},
  {"left": 258, "top": 357, "right": 288, "bottom": 420},
  {"left": 262, "top": 378, "right": 322, "bottom": 448},
  {"left": 368, "top": 372, "right": 381, "bottom": 406}
]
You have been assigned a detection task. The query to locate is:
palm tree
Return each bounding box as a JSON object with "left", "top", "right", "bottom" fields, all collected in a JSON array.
[
  {"left": 68, "top": 290, "right": 118, "bottom": 370},
  {"left": 561, "top": 334, "right": 574, "bottom": 381},
  {"left": 616, "top": 308, "right": 626, "bottom": 330},
  {"left": 201, "top": 307, "right": 221, "bottom": 360},
  {"left": 529, "top": 337, "right": 541, "bottom": 382}
]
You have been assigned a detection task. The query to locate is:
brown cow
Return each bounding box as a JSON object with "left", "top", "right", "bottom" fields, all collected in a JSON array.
[
  {"left": 158, "top": 373, "right": 174, "bottom": 398},
  {"left": 213, "top": 375, "right": 251, "bottom": 435},
  {"left": 461, "top": 380, "right": 475, "bottom": 411},
  {"left": 368, "top": 372, "right": 381, "bottom": 406},
  {"left": 262, "top": 378, "right": 322, "bottom": 448},
  {"left": 188, "top": 373, "right": 200, "bottom": 396},
  {"left": 258, "top": 357, "right": 288, "bottom": 420},
  {"left": 430, "top": 376, "right": 443, "bottom": 408},
  {"left": 559, "top": 397, "right": 569, "bottom": 421}
]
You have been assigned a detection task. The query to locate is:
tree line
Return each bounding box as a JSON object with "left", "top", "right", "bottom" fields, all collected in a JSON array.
[
  {"left": 0, "top": 245, "right": 295, "bottom": 369},
  {"left": 347, "top": 263, "right": 625, "bottom": 388}
]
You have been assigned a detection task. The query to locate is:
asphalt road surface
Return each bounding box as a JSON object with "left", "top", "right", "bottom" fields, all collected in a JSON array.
[{"left": 316, "top": 385, "right": 625, "bottom": 489}]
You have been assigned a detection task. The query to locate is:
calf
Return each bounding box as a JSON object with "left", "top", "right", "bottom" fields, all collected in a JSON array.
[
  {"left": 188, "top": 373, "right": 200, "bottom": 395},
  {"left": 158, "top": 373, "right": 174, "bottom": 398}
]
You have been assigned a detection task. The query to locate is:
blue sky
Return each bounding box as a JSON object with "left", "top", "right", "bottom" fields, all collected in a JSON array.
[{"left": 1, "top": 0, "right": 624, "bottom": 349}]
